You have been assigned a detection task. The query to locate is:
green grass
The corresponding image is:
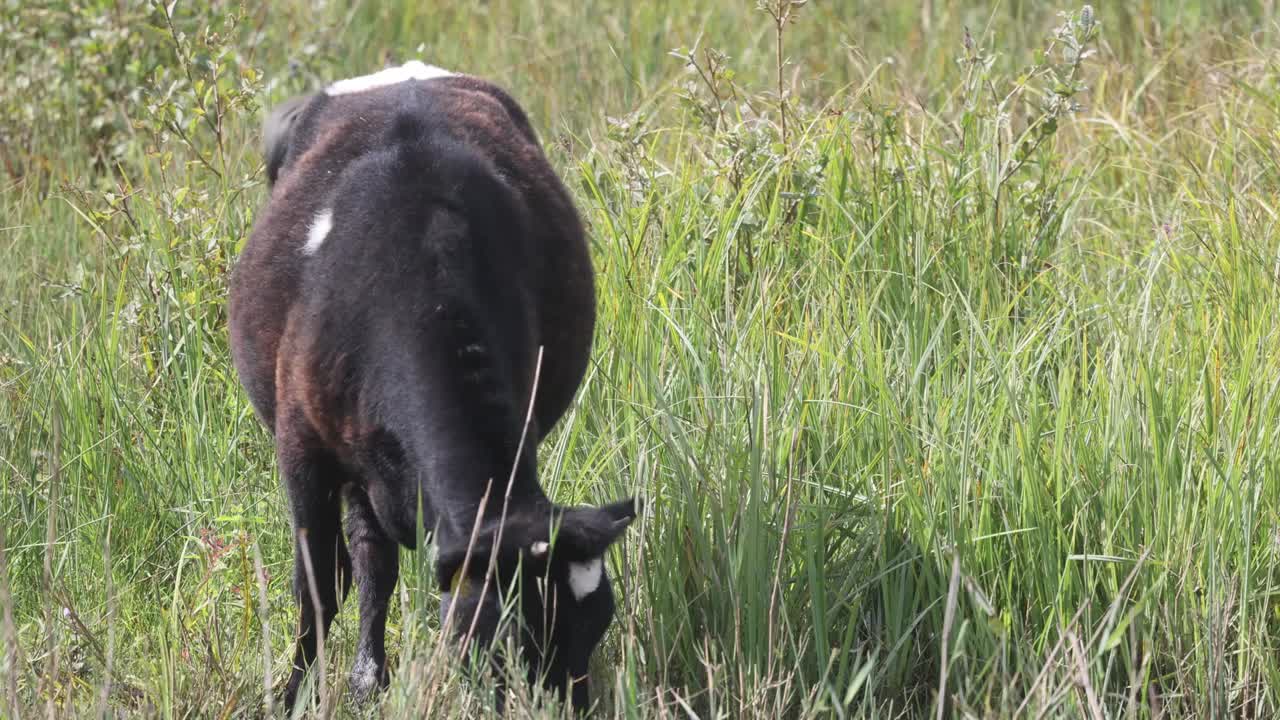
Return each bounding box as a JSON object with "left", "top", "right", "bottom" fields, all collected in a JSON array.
[{"left": 3, "top": 0, "right": 1280, "bottom": 717}]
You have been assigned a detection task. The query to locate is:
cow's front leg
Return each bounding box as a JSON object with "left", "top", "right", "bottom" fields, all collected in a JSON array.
[
  {"left": 279, "top": 442, "right": 352, "bottom": 711},
  {"left": 343, "top": 483, "right": 400, "bottom": 702}
]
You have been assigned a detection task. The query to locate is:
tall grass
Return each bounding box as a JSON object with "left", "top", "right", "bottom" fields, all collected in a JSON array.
[{"left": 2, "top": 0, "right": 1279, "bottom": 717}]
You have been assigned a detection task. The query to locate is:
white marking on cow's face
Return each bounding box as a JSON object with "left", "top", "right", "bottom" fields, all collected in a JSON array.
[
  {"left": 325, "top": 60, "right": 455, "bottom": 96},
  {"left": 568, "top": 557, "right": 603, "bottom": 600},
  {"left": 303, "top": 208, "right": 333, "bottom": 255}
]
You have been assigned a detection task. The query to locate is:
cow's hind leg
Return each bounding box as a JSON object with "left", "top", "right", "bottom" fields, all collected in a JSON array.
[
  {"left": 280, "top": 442, "right": 353, "bottom": 710},
  {"left": 343, "top": 483, "right": 400, "bottom": 702}
]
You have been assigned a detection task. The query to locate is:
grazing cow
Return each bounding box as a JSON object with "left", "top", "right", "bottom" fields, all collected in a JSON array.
[{"left": 227, "top": 60, "right": 637, "bottom": 713}]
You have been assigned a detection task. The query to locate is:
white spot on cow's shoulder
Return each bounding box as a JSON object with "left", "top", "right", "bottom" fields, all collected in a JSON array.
[
  {"left": 568, "top": 557, "right": 603, "bottom": 600},
  {"left": 303, "top": 208, "right": 333, "bottom": 255},
  {"left": 325, "top": 60, "right": 456, "bottom": 96},
  {"left": 402, "top": 60, "right": 455, "bottom": 80}
]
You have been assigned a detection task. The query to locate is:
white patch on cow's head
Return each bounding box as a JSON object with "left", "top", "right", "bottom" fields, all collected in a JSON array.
[
  {"left": 568, "top": 557, "right": 603, "bottom": 600},
  {"left": 303, "top": 208, "right": 333, "bottom": 255},
  {"left": 325, "top": 60, "right": 455, "bottom": 96}
]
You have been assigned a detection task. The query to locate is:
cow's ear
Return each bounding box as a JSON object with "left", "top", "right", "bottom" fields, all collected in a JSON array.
[
  {"left": 601, "top": 497, "right": 641, "bottom": 526},
  {"left": 549, "top": 497, "right": 638, "bottom": 559},
  {"left": 262, "top": 94, "right": 312, "bottom": 186}
]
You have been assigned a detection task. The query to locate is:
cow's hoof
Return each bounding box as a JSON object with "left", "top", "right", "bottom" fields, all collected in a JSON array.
[{"left": 349, "top": 655, "right": 389, "bottom": 705}]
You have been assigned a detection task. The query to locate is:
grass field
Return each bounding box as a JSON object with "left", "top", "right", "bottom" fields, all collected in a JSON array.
[{"left": 3, "top": 1, "right": 1280, "bottom": 717}]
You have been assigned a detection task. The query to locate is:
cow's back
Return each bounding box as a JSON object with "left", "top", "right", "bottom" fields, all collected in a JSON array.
[{"left": 229, "top": 72, "right": 594, "bottom": 438}]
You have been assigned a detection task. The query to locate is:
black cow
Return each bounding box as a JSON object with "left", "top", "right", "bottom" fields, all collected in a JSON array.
[{"left": 227, "top": 61, "right": 637, "bottom": 713}]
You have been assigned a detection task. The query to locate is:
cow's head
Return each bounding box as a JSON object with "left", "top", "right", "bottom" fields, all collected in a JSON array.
[{"left": 435, "top": 497, "right": 639, "bottom": 712}]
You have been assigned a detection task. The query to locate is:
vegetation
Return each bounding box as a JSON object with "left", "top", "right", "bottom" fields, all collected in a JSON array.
[{"left": 2, "top": 1, "right": 1279, "bottom": 717}]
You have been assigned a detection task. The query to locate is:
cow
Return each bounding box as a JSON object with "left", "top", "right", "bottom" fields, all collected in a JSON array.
[{"left": 227, "top": 60, "right": 637, "bottom": 713}]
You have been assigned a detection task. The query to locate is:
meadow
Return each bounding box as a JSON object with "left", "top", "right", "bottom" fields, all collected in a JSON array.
[{"left": 2, "top": 1, "right": 1279, "bottom": 717}]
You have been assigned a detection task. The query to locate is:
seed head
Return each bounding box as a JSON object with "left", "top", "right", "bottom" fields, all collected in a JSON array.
[{"left": 1079, "top": 5, "right": 1095, "bottom": 32}]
